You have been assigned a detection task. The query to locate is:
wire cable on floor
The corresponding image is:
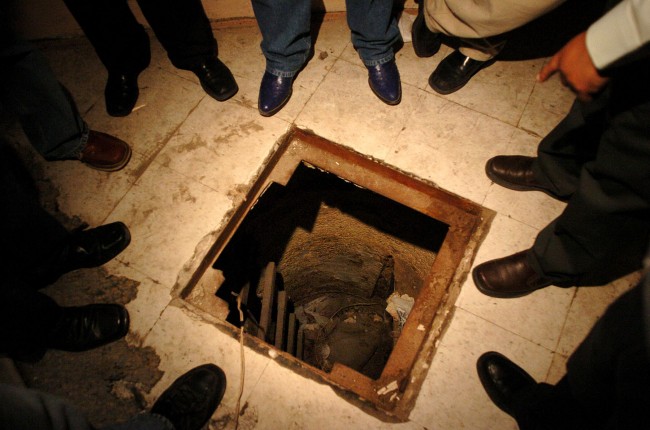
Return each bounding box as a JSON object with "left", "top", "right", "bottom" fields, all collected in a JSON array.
[{"left": 234, "top": 292, "right": 245, "bottom": 429}]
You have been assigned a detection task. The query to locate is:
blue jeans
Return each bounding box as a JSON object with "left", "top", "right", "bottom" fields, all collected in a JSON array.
[
  {"left": 0, "top": 383, "right": 175, "bottom": 430},
  {"left": 252, "top": 0, "right": 401, "bottom": 77},
  {"left": 0, "top": 39, "right": 88, "bottom": 160}
]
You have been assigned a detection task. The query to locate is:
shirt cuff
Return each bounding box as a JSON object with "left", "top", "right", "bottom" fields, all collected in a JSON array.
[{"left": 586, "top": 0, "right": 644, "bottom": 70}]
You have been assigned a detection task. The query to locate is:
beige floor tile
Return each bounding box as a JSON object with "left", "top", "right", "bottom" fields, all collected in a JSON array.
[
  {"left": 106, "top": 162, "right": 233, "bottom": 287},
  {"left": 102, "top": 259, "right": 172, "bottom": 341},
  {"left": 82, "top": 67, "right": 207, "bottom": 163},
  {"left": 211, "top": 24, "right": 265, "bottom": 83},
  {"left": 312, "top": 15, "right": 353, "bottom": 58},
  {"left": 6, "top": 132, "right": 136, "bottom": 227},
  {"left": 457, "top": 214, "right": 575, "bottom": 350},
  {"left": 518, "top": 70, "right": 575, "bottom": 137},
  {"left": 483, "top": 182, "right": 566, "bottom": 231},
  {"left": 156, "top": 96, "right": 289, "bottom": 193},
  {"left": 143, "top": 305, "right": 270, "bottom": 419},
  {"left": 338, "top": 40, "right": 362, "bottom": 66},
  {"left": 239, "top": 359, "right": 424, "bottom": 430},
  {"left": 38, "top": 150, "right": 144, "bottom": 226},
  {"left": 410, "top": 307, "right": 553, "bottom": 430},
  {"left": 296, "top": 60, "right": 421, "bottom": 158},
  {"left": 225, "top": 74, "right": 259, "bottom": 113},
  {"left": 397, "top": 43, "right": 454, "bottom": 90},
  {"left": 556, "top": 271, "right": 641, "bottom": 356},
  {"left": 546, "top": 352, "right": 568, "bottom": 385},
  {"left": 276, "top": 50, "right": 339, "bottom": 122},
  {"left": 16, "top": 15, "right": 625, "bottom": 430},
  {"left": 424, "top": 57, "right": 545, "bottom": 127},
  {"left": 385, "top": 91, "right": 517, "bottom": 204}
]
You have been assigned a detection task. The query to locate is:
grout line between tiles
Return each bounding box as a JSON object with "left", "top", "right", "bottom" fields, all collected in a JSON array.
[{"left": 453, "top": 305, "right": 557, "bottom": 355}]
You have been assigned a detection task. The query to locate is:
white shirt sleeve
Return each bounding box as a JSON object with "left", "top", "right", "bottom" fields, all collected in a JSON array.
[{"left": 585, "top": 0, "right": 650, "bottom": 70}]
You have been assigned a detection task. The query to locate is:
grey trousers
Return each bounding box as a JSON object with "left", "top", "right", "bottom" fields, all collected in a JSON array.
[{"left": 423, "top": 0, "right": 566, "bottom": 60}]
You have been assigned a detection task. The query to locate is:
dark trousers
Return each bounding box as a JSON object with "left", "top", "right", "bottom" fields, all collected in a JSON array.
[
  {"left": 513, "top": 277, "right": 650, "bottom": 429},
  {"left": 62, "top": 0, "right": 217, "bottom": 73},
  {"left": 0, "top": 39, "right": 87, "bottom": 160},
  {"left": 0, "top": 145, "right": 68, "bottom": 358},
  {"left": 528, "top": 58, "right": 650, "bottom": 287}
]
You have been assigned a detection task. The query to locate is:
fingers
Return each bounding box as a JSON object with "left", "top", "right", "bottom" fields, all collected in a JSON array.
[{"left": 537, "top": 55, "right": 559, "bottom": 82}]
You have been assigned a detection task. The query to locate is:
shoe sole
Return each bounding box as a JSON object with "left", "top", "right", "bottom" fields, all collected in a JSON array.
[
  {"left": 107, "top": 107, "right": 135, "bottom": 118},
  {"left": 368, "top": 79, "right": 402, "bottom": 106},
  {"left": 471, "top": 265, "right": 547, "bottom": 299},
  {"left": 472, "top": 269, "right": 540, "bottom": 298},
  {"left": 485, "top": 159, "right": 569, "bottom": 202},
  {"left": 259, "top": 88, "right": 293, "bottom": 117},
  {"left": 201, "top": 81, "right": 239, "bottom": 102}
]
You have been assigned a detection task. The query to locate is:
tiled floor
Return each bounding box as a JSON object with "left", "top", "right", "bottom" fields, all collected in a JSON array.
[{"left": 13, "top": 14, "right": 640, "bottom": 430}]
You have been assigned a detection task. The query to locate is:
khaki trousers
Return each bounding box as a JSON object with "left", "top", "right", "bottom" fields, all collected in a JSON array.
[{"left": 423, "top": 0, "right": 565, "bottom": 60}]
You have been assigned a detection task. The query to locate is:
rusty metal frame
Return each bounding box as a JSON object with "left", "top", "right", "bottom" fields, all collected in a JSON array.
[{"left": 176, "top": 127, "right": 494, "bottom": 421}]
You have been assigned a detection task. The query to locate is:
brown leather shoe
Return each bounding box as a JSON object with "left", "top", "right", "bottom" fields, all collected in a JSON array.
[
  {"left": 472, "top": 250, "right": 553, "bottom": 298},
  {"left": 485, "top": 156, "right": 568, "bottom": 201},
  {"left": 79, "top": 130, "right": 132, "bottom": 172}
]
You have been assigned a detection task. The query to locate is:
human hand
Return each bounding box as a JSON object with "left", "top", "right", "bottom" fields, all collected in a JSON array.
[{"left": 537, "top": 31, "right": 609, "bottom": 102}]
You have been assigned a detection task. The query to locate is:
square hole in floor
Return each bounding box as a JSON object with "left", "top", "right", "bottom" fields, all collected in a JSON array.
[{"left": 175, "top": 128, "right": 494, "bottom": 421}]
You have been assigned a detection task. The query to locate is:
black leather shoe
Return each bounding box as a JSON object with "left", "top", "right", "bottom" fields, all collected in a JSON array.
[
  {"left": 429, "top": 50, "right": 494, "bottom": 95},
  {"left": 486, "top": 156, "right": 569, "bottom": 202},
  {"left": 151, "top": 364, "right": 226, "bottom": 430},
  {"left": 258, "top": 71, "right": 293, "bottom": 117},
  {"left": 105, "top": 73, "right": 141, "bottom": 117},
  {"left": 472, "top": 250, "right": 553, "bottom": 298},
  {"left": 62, "top": 222, "right": 131, "bottom": 274},
  {"left": 192, "top": 58, "right": 238, "bottom": 102},
  {"left": 477, "top": 351, "right": 537, "bottom": 417},
  {"left": 412, "top": 0, "right": 441, "bottom": 57},
  {"left": 47, "top": 304, "right": 129, "bottom": 352},
  {"left": 367, "top": 59, "right": 401, "bottom": 105}
]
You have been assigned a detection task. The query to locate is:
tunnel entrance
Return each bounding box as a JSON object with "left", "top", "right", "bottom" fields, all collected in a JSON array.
[
  {"left": 214, "top": 163, "right": 449, "bottom": 380},
  {"left": 177, "top": 128, "right": 493, "bottom": 421}
]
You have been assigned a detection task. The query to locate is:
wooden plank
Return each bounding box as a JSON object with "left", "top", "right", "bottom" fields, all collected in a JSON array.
[
  {"left": 239, "top": 281, "right": 257, "bottom": 336},
  {"left": 257, "top": 262, "right": 276, "bottom": 341},
  {"left": 286, "top": 313, "right": 296, "bottom": 355},
  {"left": 296, "top": 325, "right": 304, "bottom": 360},
  {"left": 274, "top": 290, "right": 288, "bottom": 349}
]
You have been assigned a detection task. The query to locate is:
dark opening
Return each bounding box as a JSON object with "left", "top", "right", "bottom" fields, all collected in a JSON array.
[{"left": 213, "top": 162, "right": 449, "bottom": 379}]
